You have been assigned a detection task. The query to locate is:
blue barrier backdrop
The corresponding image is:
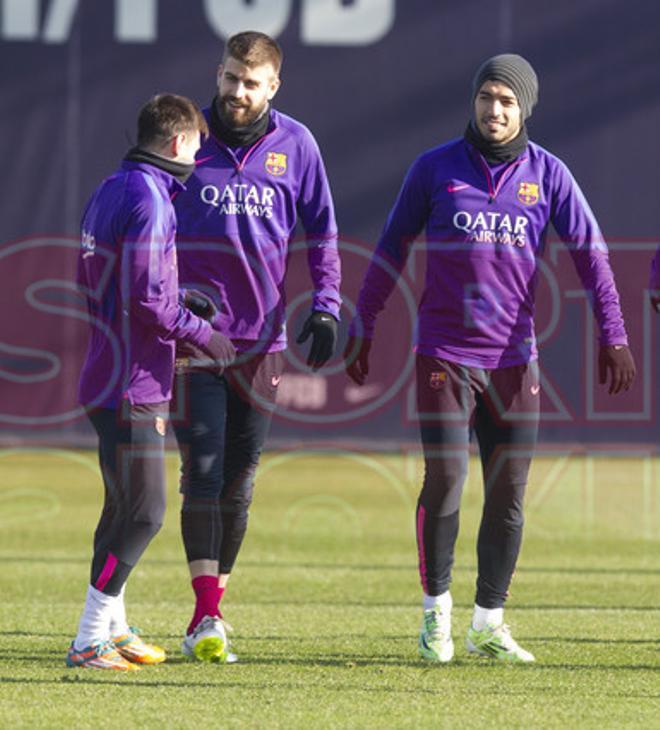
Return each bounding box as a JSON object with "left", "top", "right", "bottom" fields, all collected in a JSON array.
[{"left": 0, "top": 0, "right": 658, "bottom": 446}]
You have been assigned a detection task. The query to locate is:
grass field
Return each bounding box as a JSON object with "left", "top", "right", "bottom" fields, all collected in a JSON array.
[{"left": 0, "top": 448, "right": 658, "bottom": 728}]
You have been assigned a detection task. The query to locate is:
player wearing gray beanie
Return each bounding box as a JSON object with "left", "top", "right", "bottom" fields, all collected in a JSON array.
[
  {"left": 346, "top": 45, "right": 635, "bottom": 670},
  {"left": 472, "top": 53, "right": 538, "bottom": 120},
  {"left": 465, "top": 53, "right": 538, "bottom": 163}
]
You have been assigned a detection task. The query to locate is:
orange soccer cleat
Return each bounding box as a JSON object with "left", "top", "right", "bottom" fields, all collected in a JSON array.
[
  {"left": 112, "top": 626, "right": 166, "bottom": 665},
  {"left": 66, "top": 640, "right": 141, "bottom": 671}
]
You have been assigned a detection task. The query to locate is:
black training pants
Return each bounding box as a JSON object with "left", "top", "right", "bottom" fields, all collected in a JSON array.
[
  {"left": 88, "top": 401, "right": 168, "bottom": 596},
  {"left": 171, "top": 352, "right": 283, "bottom": 574},
  {"left": 415, "top": 355, "right": 540, "bottom": 608}
]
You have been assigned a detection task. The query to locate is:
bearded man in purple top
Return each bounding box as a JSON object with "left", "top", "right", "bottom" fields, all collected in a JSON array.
[
  {"left": 345, "top": 54, "right": 636, "bottom": 664},
  {"left": 172, "top": 31, "right": 341, "bottom": 662},
  {"left": 70, "top": 94, "right": 235, "bottom": 671}
]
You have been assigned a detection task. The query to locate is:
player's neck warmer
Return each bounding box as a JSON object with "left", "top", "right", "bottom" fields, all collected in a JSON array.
[
  {"left": 464, "top": 121, "right": 528, "bottom": 164},
  {"left": 210, "top": 96, "right": 271, "bottom": 148},
  {"left": 124, "top": 147, "right": 195, "bottom": 183}
]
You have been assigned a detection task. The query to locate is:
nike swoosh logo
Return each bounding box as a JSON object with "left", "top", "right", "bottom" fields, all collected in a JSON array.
[
  {"left": 531, "top": 385, "right": 540, "bottom": 395},
  {"left": 344, "top": 383, "right": 382, "bottom": 404},
  {"left": 271, "top": 375, "right": 282, "bottom": 387},
  {"left": 447, "top": 183, "right": 470, "bottom": 193}
]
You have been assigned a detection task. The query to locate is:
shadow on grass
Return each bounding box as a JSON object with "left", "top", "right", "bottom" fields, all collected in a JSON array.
[
  {"left": 238, "top": 563, "right": 660, "bottom": 578},
  {"left": 0, "top": 651, "right": 68, "bottom": 661},
  {"left": 1, "top": 654, "right": 658, "bottom": 674},
  {"left": 225, "top": 655, "right": 660, "bottom": 672},
  {"left": 0, "top": 555, "right": 656, "bottom": 577},
  {"left": 264, "top": 654, "right": 660, "bottom": 672},
  {"left": 157, "top": 633, "right": 414, "bottom": 642},
  {"left": 527, "top": 637, "right": 660, "bottom": 645},
  {"left": 2, "top": 631, "right": 657, "bottom": 648},
  {"left": 154, "top": 633, "right": 658, "bottom": 645},
  {"left": 200, "top": 601, "right": 659, "bottom": 611},
  {"left": 0, "top": 631, "right": 72, "bottom": 638},
  {"left": 0, "top": 675, "right": 443, "bottom": 693}
]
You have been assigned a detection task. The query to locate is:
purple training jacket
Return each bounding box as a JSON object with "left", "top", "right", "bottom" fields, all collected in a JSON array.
[
  {"left": 351, "top": 138, "right": 628, "bottom": 368},
  {"left": 173, "top": 107, "right": 341, "bottom": 353},
  {"left": 77, "top": 160, "right": 212, "bottom": 408}
]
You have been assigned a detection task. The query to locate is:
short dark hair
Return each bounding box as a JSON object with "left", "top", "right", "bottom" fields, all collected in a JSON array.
[
  {"left": 223, "top": 31, "right": 283, "bottom": 74},
  {"left": 137, "top": 93, "right": 208, "bottom": 148}
]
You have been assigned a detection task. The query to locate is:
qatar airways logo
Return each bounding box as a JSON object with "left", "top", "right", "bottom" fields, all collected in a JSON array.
[
  {"left": 200, "top": 183, "right": 275, "bottom": 219},
  {"left": 453, "top": 210, "right": 529, "bottom": 247}
]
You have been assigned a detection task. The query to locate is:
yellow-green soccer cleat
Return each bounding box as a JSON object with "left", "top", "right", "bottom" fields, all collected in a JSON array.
[
  {"left": 418, "top": 607, "right": 454, "bottom": 663},
  {"left": 466, "top": 623, "right": 535, "bottom": 663},
  {"left": 181, "top": 615, "right": 237, "bottom": 664},
  {"left": 112, "top": 626, "right": 166, "bottom": 665},
  {"left": 66, "top": 640, "right": 141, "bottom": 671}
]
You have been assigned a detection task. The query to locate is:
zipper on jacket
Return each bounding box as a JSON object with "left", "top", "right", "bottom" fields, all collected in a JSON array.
[
  {"left": 475, "top": 152, "right": 528, "bottom": 203},
  {"left": 214, "top": 127, "right": 278, "bottom": 173}
]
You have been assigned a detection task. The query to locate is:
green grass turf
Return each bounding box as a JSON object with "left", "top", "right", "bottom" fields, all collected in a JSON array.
[{"left": 0, "top": 449, "right": 658, "bottom": 728}]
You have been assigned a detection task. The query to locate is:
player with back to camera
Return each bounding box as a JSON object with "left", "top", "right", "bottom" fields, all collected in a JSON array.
[
  {"left": 171, "top": 31, "right": 341, "bottom": 662},
  {"left": 69, "top": 94, "right": 236, "bottom": 670},
  {"left": 345, "top": 54, "right": 636, "bottom": 663}
]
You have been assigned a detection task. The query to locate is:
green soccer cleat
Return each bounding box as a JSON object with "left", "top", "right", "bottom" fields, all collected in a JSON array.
[
  {"left": 418, "top": 607, "right": 454, "bottom": 663},
  {"left": 465, "top": 623, "right": 535, "bottom": 663},
  {"left": 181, "top": 615, "right": 238, "bottom": 664}
]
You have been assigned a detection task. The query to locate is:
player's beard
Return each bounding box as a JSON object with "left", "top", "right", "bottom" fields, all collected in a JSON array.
[
  {"left": 218, "top": 95, "right": 268, "bottom": 129},
  {"left": 476, "top": 114, "right": 521, "bottom": 145}
]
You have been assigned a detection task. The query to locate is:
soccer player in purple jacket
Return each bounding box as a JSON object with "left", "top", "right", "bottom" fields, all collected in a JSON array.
[
  {"left": 69, "top": 94, "right": 235, "bottom": 671},
  {"left": 345, "top": 55, "right": 636, "bottom": 663},
  {"left": 171, "top": 32, "right": 341, "bottom": 661}
]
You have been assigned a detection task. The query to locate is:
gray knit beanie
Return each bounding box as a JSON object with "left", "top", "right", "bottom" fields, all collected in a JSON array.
[{"left": 472, "top": 53, "right": 538, "bottom": 120}]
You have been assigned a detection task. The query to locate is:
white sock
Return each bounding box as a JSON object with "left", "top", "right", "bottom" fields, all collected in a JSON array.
[
  {"left": 423, "top": 590, "right": 452, "bottom": 614},
  {"left": 472, "top": 604, "right": 503, "bottom": 631},
  {"left": 74, "top": 585, "right": 115, "bottom": 650},
  {"left": 109, "top": 584, "right": 129, "bottom": 636}
]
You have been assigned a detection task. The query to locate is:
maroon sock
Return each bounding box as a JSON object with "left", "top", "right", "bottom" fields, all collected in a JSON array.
[{"left": 187, "top": 576, "right": 221, "bottom": 635}]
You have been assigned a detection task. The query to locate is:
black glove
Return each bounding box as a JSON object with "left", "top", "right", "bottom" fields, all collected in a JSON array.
[
  {"left": 176, "top": 331, "right": 236, "bottom": 372},
  {"left": 183, "top": 289, "right": 218, "bottom": 321},
  {"left": 296, "top": 311, "right": 338, "bottom": 370}
]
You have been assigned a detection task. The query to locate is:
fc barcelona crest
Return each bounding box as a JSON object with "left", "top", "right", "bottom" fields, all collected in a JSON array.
[
  {"left": 265, "top": 151, "right": 287, "bottom": 176},
  {"left": 517, "top": 182, "right": 539, "bottom": 206},
  {"left": 429, "top": 371, "right": 447, "bottom": 390}
]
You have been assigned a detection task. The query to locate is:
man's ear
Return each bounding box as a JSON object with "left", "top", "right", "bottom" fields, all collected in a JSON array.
[
  {"left": 170, "top": 132, "right": 184, "bottom": 158},
  {"left": 267, "top": 76, "right": 281, "bottom": 102}
]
